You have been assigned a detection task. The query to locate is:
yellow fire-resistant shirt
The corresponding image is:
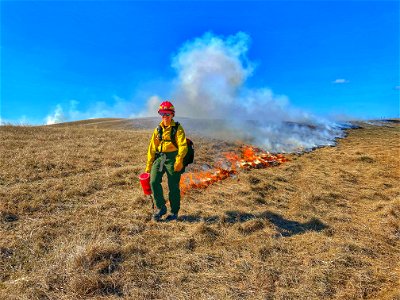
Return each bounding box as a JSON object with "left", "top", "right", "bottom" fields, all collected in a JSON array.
[{"left": 146, "top": 120, "right": 188, "bottom": 172}]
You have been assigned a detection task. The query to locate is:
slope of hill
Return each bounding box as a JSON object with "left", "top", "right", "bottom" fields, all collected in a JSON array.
[{"left": 1, "top": 119, "right": 399, "bottom": 299}]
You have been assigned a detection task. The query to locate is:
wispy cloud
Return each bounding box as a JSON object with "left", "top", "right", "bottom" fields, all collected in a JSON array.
[
  {"left": 45, "top": 96, "right": 141, "bottom": 125},
  {"left": 1, "top": 115, "right": 32, "bottom": 126},
  {"left": 332, "top": 79, "right": 349, "bottom": 84}
]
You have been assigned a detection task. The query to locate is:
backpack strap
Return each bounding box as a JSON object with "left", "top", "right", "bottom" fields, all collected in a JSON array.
[
  {"left": 170, "top": 122, "right": 180, "bottom": 149},
  {"left": 157, "top": 125, "right": 163, "bottom": 141}
]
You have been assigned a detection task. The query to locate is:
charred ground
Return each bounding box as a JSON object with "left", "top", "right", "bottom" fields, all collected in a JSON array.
[{"left": 1, "top": 119, "right": 399, "bottom": 299}]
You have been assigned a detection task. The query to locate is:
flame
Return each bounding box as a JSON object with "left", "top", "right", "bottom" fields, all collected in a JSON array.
[{"left": 180, "top": 145, "right": 288, "bottom": 194}]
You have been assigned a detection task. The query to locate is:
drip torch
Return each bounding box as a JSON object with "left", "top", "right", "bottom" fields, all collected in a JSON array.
[{"left": 139, "top": 172, "right": 154, "bottom": 209}]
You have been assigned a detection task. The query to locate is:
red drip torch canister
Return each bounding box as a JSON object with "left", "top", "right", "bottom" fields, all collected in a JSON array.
[{"left": 139, "top": 173, "right": 152, "bottom": 195}]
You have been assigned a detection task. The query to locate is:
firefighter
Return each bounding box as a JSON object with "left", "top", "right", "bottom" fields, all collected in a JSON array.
[{"left": 145, "top": 101, "right": 188, "bottom": 221}]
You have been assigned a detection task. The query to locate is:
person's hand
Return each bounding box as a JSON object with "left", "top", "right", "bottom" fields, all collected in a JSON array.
[{"left": 174, "top": 161, "right": 183, "bottom": 172}]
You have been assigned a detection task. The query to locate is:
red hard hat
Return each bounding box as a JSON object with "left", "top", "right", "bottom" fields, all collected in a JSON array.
[{"left": 158, "top": 101, "right": 175, "bottom": 114}]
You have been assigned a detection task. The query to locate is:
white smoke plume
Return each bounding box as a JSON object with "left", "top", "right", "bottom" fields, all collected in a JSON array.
[
  {"left": 144, "top": 32, "right": 346, "bottom": 153},
  {"left": 46, "top": 105, "right": 65, "bottom": 125},
  {"left": 137, "top": 95, "right": 161, "bottom": 118}
]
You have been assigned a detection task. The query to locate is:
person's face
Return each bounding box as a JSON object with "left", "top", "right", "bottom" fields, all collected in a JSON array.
[{"left": 160, "top": 113, "right": 173, "bottom": 126}]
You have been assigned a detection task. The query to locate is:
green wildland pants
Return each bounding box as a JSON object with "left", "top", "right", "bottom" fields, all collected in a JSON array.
[{"left": 150, "top": 151, "right": 182, "bottom": 214}]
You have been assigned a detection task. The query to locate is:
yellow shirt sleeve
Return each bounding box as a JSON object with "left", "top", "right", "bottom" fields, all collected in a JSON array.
[{"left": 145, "top": 128, "right": 159, "bottom": 172}]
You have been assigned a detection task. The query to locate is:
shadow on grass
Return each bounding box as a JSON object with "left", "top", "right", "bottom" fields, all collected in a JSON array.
[
  {"left": 178, "top": 210, "right": 328, "bottom": 238},
  {"left": 260, "top": 211, "right": 328, "bottom": 237}
]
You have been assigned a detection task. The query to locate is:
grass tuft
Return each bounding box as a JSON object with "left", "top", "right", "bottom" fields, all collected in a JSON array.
[
  {"left": 359, "top": 155, "right": 375, "bottom": 163},
  {"left": 238, "top": 219, "right": 265, "bottom": 234}
]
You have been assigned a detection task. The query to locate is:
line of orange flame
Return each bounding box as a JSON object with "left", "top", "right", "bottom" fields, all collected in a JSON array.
[{"left": 180, "top": 145, "right": 288, "bottom": 194}]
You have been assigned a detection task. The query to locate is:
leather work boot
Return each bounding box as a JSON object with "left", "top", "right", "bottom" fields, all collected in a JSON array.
[
  {"left": 152, "top": 207, "right": 167, "bottom": 221},
  {"left": 165, "top": 214, "right": 178, "bottom": 221}
]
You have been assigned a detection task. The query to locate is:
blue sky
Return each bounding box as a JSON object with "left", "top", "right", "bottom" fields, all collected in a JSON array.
[{"left": 1, "top": 0, "right": 399, "bottom": 125}]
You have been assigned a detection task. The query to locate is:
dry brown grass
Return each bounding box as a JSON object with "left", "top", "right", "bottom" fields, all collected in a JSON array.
[{"left": 1, "top": 119, "right": 399, "bottom": 299}]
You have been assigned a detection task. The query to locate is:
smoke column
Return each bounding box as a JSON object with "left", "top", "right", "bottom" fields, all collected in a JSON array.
[{"left": 146, "top": 32, "right": 346, "bottom": 153}]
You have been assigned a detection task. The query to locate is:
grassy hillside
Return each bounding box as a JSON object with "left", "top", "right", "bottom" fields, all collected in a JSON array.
[{"left": 1, "top": 119, "right": 399, "bottom": 299}]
